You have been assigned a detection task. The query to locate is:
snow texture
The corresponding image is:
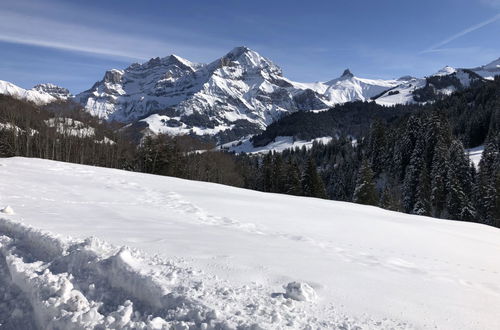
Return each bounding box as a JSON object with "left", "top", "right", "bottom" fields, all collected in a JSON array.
[{"left": 0, "top": 157, "right": 499, "bottom": 329}]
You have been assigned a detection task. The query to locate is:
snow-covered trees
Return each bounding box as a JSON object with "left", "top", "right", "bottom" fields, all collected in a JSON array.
[
  {"left": 302, "top": 156, "right": 327, "bottom": 198},
  {"left": 353, "top": 160, "right": 378, "bottom": 206},
  {"left": 476, "top": 135, "right": 500, "bottom": 226}
]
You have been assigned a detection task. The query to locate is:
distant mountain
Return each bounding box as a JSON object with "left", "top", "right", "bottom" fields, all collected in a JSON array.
[
  {"left": 0, "top": 81, "right": 71, "bottom": 106},
  {"left": 373, "top": 66, "right": 485, "bottom": 105},
  {"left": 1, "top": 48, "right": 499, "bottom": 142},
  {"left": 73, "top": 47, "right": 412, "bottom": 141}
]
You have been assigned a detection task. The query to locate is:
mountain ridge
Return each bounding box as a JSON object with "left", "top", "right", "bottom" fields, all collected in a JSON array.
[{"left": 1, "top": 47, "right": 499, "bottom": 142}]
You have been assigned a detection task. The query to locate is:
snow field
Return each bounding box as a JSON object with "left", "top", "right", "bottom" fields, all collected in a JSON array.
[{"left": 0, "top": 157, "right": 499, "bottom": 329}]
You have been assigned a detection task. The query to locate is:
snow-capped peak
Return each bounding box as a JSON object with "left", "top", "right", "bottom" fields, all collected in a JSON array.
[
  {"left": 434, "top": 66, "right": 457, "bottom": 76},
  {"left": 213, "top": 46, "right": 282, "bottom": 75}
]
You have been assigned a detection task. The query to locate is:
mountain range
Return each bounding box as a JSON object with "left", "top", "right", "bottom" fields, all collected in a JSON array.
[{"left": 1, "top": 47, "right": 499, "bottom": 142}]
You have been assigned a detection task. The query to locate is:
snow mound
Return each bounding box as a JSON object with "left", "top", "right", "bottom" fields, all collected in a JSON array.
[
  {"left": 0, "top": 206, "right": 14, "bottom": 215},
  {"left": 284, "top": 282, "right": 317, "bottom": 302}
]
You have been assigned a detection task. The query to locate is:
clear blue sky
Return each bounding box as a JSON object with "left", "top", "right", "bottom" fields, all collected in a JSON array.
[{"left": 1, "top": 0, "right": 500, "bottom": 93}]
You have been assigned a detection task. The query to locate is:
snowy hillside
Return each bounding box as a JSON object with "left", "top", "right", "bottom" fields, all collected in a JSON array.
[
  {"left": 471, "top": 57, "right": 500, "bottom": 80},
  {"left": 220, "top": 136, "right": 334, "bottom": 154},
  {"left": 0, "top": 80, "right": 71, "bottom": 105},
  {"left": 1, "top": 158, "right": 499, "bottom": 329}
]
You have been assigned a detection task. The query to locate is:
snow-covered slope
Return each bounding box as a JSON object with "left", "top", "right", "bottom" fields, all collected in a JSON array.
[
  {"left": 0, "top": 80, "right": 71, "bottom": 105},
  {"left": 471, "top": 57, "right": 500, "bottom": 80},
  {"left": 373, "top": 66, "right": 484, "bottom": 105},
  {"left": 220, "top": 136, "right": 334, "bottom": 154},
  {"left": 1, "top": 158, "right": 499, "bottom": 329},
  {"left": 321, "top": 69, "right": 404, "bottom": 104},
  {"left": 44, "top": 117, "right": 96, "bottom": 138}
]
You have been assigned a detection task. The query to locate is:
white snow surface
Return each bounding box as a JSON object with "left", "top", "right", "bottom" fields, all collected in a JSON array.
[
  {"left": 471, "top": 57, "right": 500, "bottom": 80},
  {"left": 220, "top": 136, "right": 334, "bottom": 154},
  {"left": 45, "top": 118, "right": 96, "bottom": 138},
  {"left": 374, "top": 78, "right": 426, "bottom": 106},
  {"left": 141, "top": 114, "right": 234, "bottom": 136},
  {"left": 0, "top": 158, "right": 499, "bottom": 329}
]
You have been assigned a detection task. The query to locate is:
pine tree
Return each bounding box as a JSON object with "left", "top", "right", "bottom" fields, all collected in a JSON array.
[
  {"left": 353, "top": 159, "right": 378, "bottom": 205},
  {"left": 261, "top": 152, "right": 273, "bottom": 192},
  {"left": 302, "top": 157, "right": 327, "bottom": 198},
  {"left": 446, "top": 140, "right": 476, "bottom": 221},
  {"left": 402, "top": 138, "right": 425, "bottom": 213},
  {"left": 412, "top": 158, "right": 431, "bottom": 216},
  {"left": 284, "top": 160, "right": 302, "bottom": 195},
  {"left": 476, "top": 134, "right": 500, "bottom": 225},
  {"left": 430, "top": 139, "right": 449, "bottom": 218}
]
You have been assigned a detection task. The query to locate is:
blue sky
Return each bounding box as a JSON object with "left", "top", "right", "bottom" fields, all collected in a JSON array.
[{"left": 1, "top": 0, "right": 500, "bottom": 93}]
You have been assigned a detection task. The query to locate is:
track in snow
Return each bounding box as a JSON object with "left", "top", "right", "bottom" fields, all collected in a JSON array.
[{"left": 0, "top": 217, "right": 408, "bottom": 329}]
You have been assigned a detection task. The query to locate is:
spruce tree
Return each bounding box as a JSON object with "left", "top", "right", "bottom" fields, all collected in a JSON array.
[
  {"left": 284, "top": 160, "right": 302, "bottom": 195},
  {"left": 446, "top": 140, "right": 476, "bottom": 221},
  {"left": 430, "top": 139, "right": 449, "bottom": 218},
  {"left": 353, "top": 159, "right": 378, "bottom": 205},
  {"left": 476, "top": 134, "right": 500, "bottom": 225},
  {"left": 403, "top": 139, "right": 425, "bottom": 213},
  {"left": 412, "top": 158, "right": 431, "bottom": 216},
  {"left": 302, "top": 157, "right": 327, "bottom": 198}
]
